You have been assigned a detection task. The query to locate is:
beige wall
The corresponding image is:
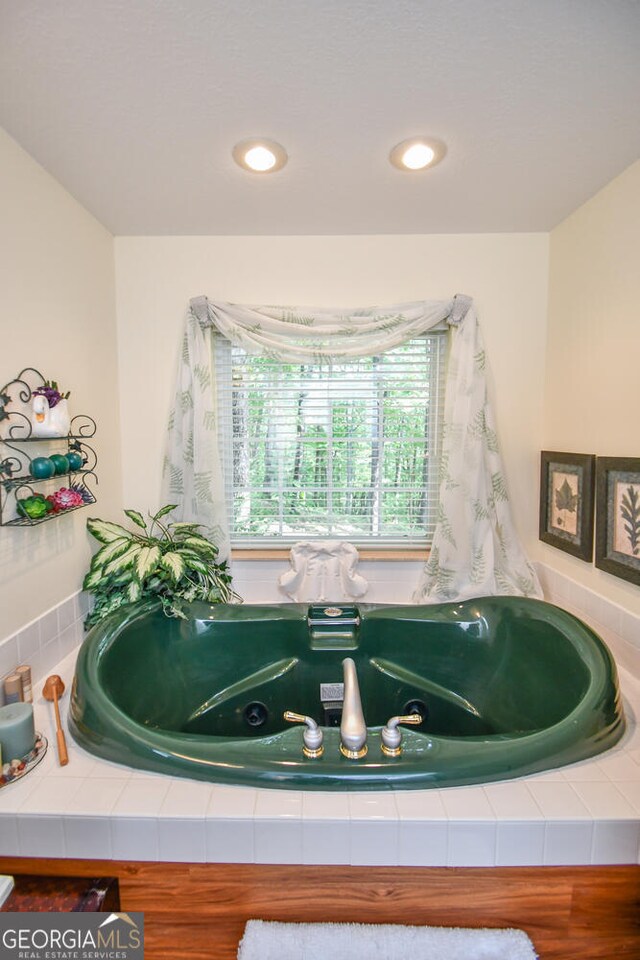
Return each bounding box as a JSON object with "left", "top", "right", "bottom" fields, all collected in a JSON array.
[
  {"left": 542, "top": 160, "right": 640, "bottom": 613},
  {"left": 114, "top": 233, "right": 549, "bottom": 556},
  {"left": 0, "top": 129, "right": 122, "bottom": 639}
]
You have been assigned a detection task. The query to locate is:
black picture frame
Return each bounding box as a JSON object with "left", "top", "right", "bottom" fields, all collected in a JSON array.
[
  {"left": 595, "top": 457, "right": 640, "bottom": 586},
  {"left": 539, "top": 451, "right": 595, "bottom": 561}
]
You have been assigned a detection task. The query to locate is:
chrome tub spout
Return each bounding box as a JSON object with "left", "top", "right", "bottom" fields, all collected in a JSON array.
[{"left": 340, "top": 657, "right": 368, "bottom": 759}]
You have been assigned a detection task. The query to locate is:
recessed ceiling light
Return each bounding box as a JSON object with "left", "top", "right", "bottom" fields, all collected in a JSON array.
[
  {"left": 389, "top": 137, "right": 446, "bottom": 172},
  {"left": 233, "top": 139, "right": 288, "bottom": 173}
]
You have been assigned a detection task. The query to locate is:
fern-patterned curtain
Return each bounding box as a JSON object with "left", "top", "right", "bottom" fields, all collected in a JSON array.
[
  {"left": 162, "top": 294, "right": 541, "bottom": 601},
  {"left": 412, "top": 299, "right": 541, "bottom": 601},
  {"left": 162, "top": 306, "right": 231, "bottom": 562}
]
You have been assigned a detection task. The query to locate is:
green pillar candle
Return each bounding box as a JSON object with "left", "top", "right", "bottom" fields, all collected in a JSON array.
[{"left": 0, "top": 702, "right": 35, "bottom": 762}]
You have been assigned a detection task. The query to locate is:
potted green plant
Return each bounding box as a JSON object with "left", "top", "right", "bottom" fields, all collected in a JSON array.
[{"left": 82, "top": 504, "right": 240, "bottom": 628}]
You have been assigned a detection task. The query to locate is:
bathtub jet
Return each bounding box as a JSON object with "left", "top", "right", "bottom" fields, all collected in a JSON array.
[{"left": 69, "top": 597, "right": 625, "bottom": 791}]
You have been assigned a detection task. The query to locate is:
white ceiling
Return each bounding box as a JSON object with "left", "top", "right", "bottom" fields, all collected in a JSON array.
[{"left": 1, "top": 1, "right": 639, "bottom": 236}]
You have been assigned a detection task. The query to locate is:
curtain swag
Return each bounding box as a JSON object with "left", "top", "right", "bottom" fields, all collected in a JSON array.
[{"left": 162, "top": 295, "right": 542, "bottom": 603}]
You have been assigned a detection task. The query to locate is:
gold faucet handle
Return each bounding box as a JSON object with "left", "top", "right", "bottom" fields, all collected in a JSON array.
[
  {"left": 393, "top": 713, "right": 423, "bottom": 726},
  {"left": 284, "top": 710, "right": 307, "bottom": 724},
  {"left": 283, "top": 710, "right": 324, "bottom": 759}
]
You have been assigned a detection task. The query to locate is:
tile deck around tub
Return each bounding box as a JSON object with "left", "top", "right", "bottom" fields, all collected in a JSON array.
[{"left": 0, "top": 649, "right": 639, "bottom": 867}]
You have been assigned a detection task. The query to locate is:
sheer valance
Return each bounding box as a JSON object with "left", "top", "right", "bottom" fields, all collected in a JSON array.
[
  {"left": 162, "top": 295, "right": 541, "bottom": 603},
  {"left": 189, "top": 294, "right": 460, "bottom": 363}
]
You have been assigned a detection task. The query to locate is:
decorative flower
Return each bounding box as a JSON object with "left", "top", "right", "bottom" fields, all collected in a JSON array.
[
  {"left": 48, "top": 487, "right": 85, "bottom": 511},
  {"left": 33, "top": 380, "right": 70, "bottom": 409},
  {"left": 69, "top": 481, "right": 94, "bottom": 504}
]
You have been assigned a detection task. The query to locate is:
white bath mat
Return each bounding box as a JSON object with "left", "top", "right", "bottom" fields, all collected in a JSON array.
[{"left": 237, "top": 920, "right": 538, "bottom": 960}]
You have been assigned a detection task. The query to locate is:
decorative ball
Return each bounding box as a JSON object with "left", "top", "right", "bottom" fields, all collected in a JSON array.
[
  {"left": 29, "top": 456, "right": 55, "bottom": 480},
  {"left": 66, "top": 451, "right": 84, "bottom": 471},
  {"left": 49, "top": 454, "right": 70, "bottom": 475}
]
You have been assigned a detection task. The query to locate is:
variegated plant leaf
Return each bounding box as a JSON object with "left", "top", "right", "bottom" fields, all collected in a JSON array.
[
  {"left": 124, "top": 509, "right": 147, "bottom": 530},
  {"left": 82, "top": 566, "right": 104, "bottom": 590},
  {"left": 183, "top": 557, "right": 209, "bottom": 576},
  {"left": 160, "top": 551, "right": 185, "bottom": 582},
  {"left": 168, "top": 521, "right": 201, "bottom": 534},
  {"left": 90, "top": 537, "right": 131, "bottom": 569},
  {"left": 136, "top": 545, "right": 161, "bottom": 580},
  {"left": 104, "top": 543, "right": 142, "bottom": 577},
  {"left": 112, "top": 569, "right": 134, "bottom": 586},
  {"left": 127, "top": 578, "right": 142, "bottom": 603},
  {"left": 87, "top": 517, "right": 132, "bottom": 544},
  {"left": 180, "top": 535, "right": 218, "bottom": 556},
  {"left": 175, "top": 548, "right": 211, "bottom": 567},
  {"left": 153, "top": 504, "right": 177, "bottom": 521}
]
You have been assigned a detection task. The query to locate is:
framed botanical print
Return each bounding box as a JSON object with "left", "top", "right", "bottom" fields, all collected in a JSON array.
[
  {"left": 595, "top": 457, "right": 640, "bottom": 586},
  {"left": 539, "top": 451, "right": 595, "bottom": 561}
]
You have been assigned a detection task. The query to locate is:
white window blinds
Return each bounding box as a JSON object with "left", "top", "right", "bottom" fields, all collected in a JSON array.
[{"left": 214, "top": 333, "right": 447, "bottom": 546}]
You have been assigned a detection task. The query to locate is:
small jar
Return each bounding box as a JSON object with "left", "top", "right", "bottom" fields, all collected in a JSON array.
[
  {"left": 3, "top": 674, "right": 22, "bottom": 704},
  {"left": 16, "top": 665, "right": 32, "bottom": 703}
]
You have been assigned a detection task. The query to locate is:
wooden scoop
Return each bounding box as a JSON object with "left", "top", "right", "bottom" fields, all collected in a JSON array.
[{"left": 42, "top": 674, "right": 69, "bottom": 766}]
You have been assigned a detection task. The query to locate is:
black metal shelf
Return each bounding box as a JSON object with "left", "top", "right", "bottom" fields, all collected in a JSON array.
[
  {"left": 3, "top": 434, "right": 95, "bottom": 443},
  {"left": 3, "top": 498, "right": 97, "bottom": 528},
  {"left": 2, "top": 468, "right": 95, "bottom": 490},
  {"left": 0, "top": 367, "right": 98, "bottom": 528}
]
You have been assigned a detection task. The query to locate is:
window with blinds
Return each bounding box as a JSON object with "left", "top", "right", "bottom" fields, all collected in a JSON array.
[{"left": 215, "top": 333, "right": 447, "bottom": 546}]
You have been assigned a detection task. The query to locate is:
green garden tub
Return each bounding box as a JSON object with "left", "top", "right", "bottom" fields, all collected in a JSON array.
[{"left": 69, "top": 597, "right": 625, "bottom": 790}]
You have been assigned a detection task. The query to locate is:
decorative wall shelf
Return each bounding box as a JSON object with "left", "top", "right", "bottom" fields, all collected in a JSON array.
[{"left": 0, "top": 368, "right": 98, "bottom": 527}]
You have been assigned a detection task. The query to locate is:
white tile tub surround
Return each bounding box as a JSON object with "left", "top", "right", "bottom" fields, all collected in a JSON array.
[
  {"left": 302, "top": 791, "right": 351, "bottom": 865},
  {"left": 536, "top": 562, "right": 640, "bottom": 679},
  {"left": 0, "top": 590, "right": 88, "bottom": 701},
  {"left": 0, "top": 641, "right": 638, "bottom": 871},
  {"left": 254, "top": 789, "right": 304, "bottom": 864},
  {"left": 206, "top": 785, "right": 257, "bottom": 863},
  {"left": 348, "top": 792, "right": 400, "bottom": 866}
]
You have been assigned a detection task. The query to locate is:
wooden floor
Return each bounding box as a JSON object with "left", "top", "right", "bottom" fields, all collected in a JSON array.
[{"left": 1, "top": 858, "right": 639, "bottom": 959}]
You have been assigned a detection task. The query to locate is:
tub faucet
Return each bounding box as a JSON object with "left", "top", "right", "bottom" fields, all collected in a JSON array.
[{"left": 340, "top": 657, "right": 368, "bottom": 759}]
